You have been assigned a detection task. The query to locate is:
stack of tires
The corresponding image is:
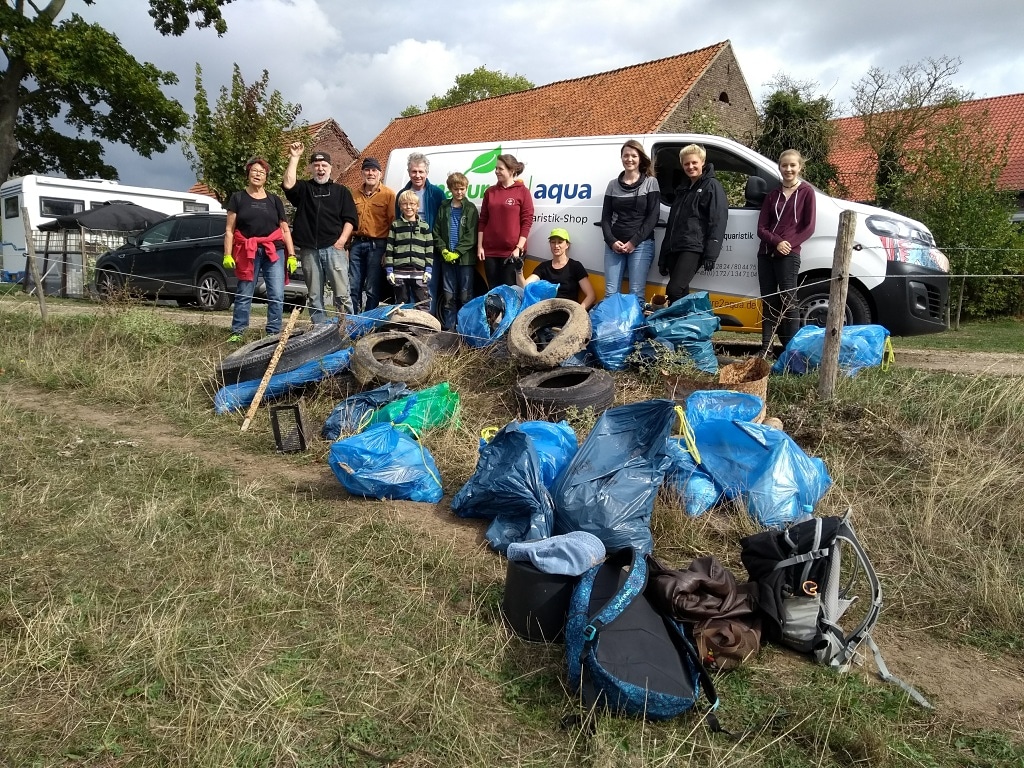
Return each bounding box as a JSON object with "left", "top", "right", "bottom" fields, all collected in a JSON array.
[
  {"left": 215, "top": 323, "right": 347, "bottom": 386},
  {"left": 505, "top": 298, "right": 614, "bottom": 421}
]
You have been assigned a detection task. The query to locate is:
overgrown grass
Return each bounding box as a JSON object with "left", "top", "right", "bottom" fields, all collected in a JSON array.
[
  {"left": 891, "top": 316, "right": 1024, "bottom": 353},
  {"left": 1, "top": 301, "right": 1023, "bottom": 765}
]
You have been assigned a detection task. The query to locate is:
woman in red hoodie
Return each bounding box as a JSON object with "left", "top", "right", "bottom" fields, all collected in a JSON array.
[
  {"left": 756, "top": 149, "right": 816, "bottom": 356},
  {"left": 477, "top": 153, "right": 534, "bottom": 287}
]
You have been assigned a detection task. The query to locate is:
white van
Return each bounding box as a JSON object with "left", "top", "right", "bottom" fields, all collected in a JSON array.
[
  {"left": 383, "top": 134, "right": 950, "bottom": 335},
  {"left": 1, "top": 175, "right": 223, "bottom": 275}
]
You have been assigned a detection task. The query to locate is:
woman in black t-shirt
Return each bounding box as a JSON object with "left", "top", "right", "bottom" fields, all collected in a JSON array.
[
  {"left": 515, "top": 227, "right": 596, "bottom": 309},
  {"left": 224, "top": 157, "right": 296, "bottom": 342}
]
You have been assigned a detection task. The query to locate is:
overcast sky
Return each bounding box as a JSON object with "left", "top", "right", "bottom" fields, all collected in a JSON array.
[{"left": 75, "top": 0, "right": 1023, "bottom": 193}]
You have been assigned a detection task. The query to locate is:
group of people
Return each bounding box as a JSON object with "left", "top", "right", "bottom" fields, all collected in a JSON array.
[{"left": 223, "top": 139, "right": 815, "bottom": 356}]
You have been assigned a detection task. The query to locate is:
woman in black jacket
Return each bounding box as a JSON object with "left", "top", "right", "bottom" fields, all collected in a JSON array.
[{"left": 658, "top": 145, "right": 728, "bottom": 304}]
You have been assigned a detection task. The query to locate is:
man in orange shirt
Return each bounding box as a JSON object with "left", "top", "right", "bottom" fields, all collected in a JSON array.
[{"left": 349, "top": 157, "right": 396, "bottom": 313}]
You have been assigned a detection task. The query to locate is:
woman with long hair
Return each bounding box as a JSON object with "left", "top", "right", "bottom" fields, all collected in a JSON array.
[
  {"left": 600, "top": 139, "right": 660, "bottom": 299},
  {"left": 476, "top": 153, "right": 534, "bottom": 287}
]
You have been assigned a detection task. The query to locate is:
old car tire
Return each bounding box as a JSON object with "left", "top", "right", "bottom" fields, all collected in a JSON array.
[
  {"left": 350, "top": 330, "right": 435, "bottom": 386},
  {"left": 216, "top": 322, "right": 346, "bottom": 385},
  {"left": 797, "top": 279, "right": 871, "bottom": 328},
  {"left": 513, "top": 366, "right": 615, "bottom": 420},
  {"left": 507, "top": 298, "right": 591, "bottom": 368},
  {"left": 96, "top": 268, "right": 122, "bottom": 302},
  {"left": 379, "top": 308, "right": 442, "bottom": 333},
  {"left": 196, "top": 269, "right": 231, "bottom": 311}
]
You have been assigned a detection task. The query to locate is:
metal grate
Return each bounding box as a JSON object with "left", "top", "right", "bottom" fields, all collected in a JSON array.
[{"left": 270, "top": 401, "right": 311, "bottom": 453}]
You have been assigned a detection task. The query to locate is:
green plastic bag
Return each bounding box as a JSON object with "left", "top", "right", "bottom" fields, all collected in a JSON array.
[{"left": 366, "top": 382, "right": 460, "bottom": 436}]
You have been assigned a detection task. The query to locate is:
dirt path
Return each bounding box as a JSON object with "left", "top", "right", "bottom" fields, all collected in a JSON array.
[{"left": 893, "top": 348, "right": 1024, "bottom": 377}]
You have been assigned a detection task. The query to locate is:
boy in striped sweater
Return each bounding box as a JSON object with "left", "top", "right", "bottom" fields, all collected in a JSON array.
[{"left": 386, "top": 190, "right": 434, "bottom": 305}]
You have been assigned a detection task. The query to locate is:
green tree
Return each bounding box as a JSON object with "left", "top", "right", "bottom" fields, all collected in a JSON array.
[
  {"left": 850, "top": 56, "right": 968, "bottom": 209},
  {"left": 888, "top": 111, "right": 1023, "bottom": 321},
  {"left": 0, "top": 0, "right": 234, "bottom": 186},
  {"left": 183, "top": 64, "right": 303, "bottom": 203},
  {"left": 754, "top": 75, "right": 841, "bottom": 193},
  {"left": 400, "top": 66, "right": 534, "bottom": 116}
]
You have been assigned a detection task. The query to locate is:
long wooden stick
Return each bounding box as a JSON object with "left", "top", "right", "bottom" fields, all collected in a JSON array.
[
  {"left": 241, "top": 306, "right": 302, "bottom": 432},
  {"left": 21, "top": 207, "right": 47, "bottom": 322}
]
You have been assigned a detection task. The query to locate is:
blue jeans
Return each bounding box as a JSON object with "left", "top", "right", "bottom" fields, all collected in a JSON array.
[
  {"left": 300, "top": 245, "right": 352, "bottom": 324},
  {"left": 603, "top": 238, "right": 655, "bottom": 298},
  {"left": 349, "top": 238, "right": 386, "bottom": 313},
  {"left": 427, "top": 253, "right": 443, "bottom": 316},
  {"left": 441, "top": 263, "right": 475, "bottom": 331},
  {"left": 231, "top": 245, "right": 284, "bottom": 334}
]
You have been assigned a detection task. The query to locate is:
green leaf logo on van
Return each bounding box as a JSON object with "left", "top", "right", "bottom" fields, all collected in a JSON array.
[{"left": 465, "top": 146, "right": 501, "bottom": 176}]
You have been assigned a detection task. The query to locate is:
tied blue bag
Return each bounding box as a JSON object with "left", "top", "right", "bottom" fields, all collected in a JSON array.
[
  {"left": 328, "top": 423, "right": 442, "bottom": 503},
  {"left": 645, "top": 291, "right": 721, "bottom": 374},
  {"left": 451, "top": 423, "right": 554, "bottom": 552},
  {"left": 523, "top": 279, "right": 558, "bottom": 309},
  {"left": 773, "top": 324, "right": 891, "bottom": 376},
  {"left": 321, "top": 382, "right": 414, "bottom": 440},
  {"left": 686, "top": 390, "right": 764, "bottom": 429},
  {"left": 552, "top": 399, "right": 678, "bottom": 554},
  {"left": 693, "top": 420, "right": 831, "bottom": 529},
  {"left": 457, "top": 284, "right": 524, "bottom": 348},
  {"left": 588, "top": 293, "right": 646, "bottom": 371}
]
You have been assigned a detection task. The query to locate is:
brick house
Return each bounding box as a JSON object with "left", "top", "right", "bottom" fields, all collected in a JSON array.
[
  {"left": 188, "top": 118, "right": 360, "bottom": 199},
  {"left": 343, "top": 41, "right": 756, "bottom": 188},
  {"left": 829, "top": 92, "right": 1024, "bottom": 218}
]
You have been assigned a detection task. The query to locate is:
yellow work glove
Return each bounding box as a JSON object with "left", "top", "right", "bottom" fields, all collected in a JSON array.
[
  {"left": 442, "top": 248, "right": 459, "bottom": 263},
  {"left": 222, "top": 253, "right": 235, "bottom": 269},
  {"left": 286, "top": 255, "right": 298, "bottom": 274}
]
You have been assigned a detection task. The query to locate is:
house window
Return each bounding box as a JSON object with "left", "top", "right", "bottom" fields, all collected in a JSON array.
[
  {"left": 3, "top": 196, "right": 18, "bottom": 219},
  {"left": 40, "top": 197, "right": 84, "bottom": 218},
  {"left": 183, "top": 201, "right": 209, "bottom": 213}
]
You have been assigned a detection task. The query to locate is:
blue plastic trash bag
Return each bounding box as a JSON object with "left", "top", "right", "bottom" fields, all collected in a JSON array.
[
  {"left": 478, "top": 420, "right": 578, "bottom": 489},
  {"left": 523, "top": 279, "right": 558, "bottom": 309},
  {"left": 552, "top": 399, "right": 678, "bottom": 554},
  {"left": 328, "top": 423, "right": 443, "bottom": 503},
  {"left": 587, "top": 293, "right": 645, "bottom": 371},
  {"left": 693, "top": 419, "right": 831, "bottom": 529},
  {"left": 645, "top": 291, "right": 721, "bottom": 374},
  {"left": 686, "top": 390, "right": 764, "bottom": 429},
  {"left": 560, "top": 348, "right": 596, "bottom": 367},
  {"left": 458, "top": 284, "right": 524, "bottom": 348},
  {"left": 321, "top": 382, "right": 414, "bottom": 440},
  {"left": 664, "top": 437, "right": 721, "bottom": 518},
  {"left": 451, "top": 423, "right": 554, "bottom": 552},
  {"left": 773, "top": 324, "right": 891, "bottom": 376},
  {"left": 214, "top": 347, "right": 352, "bottom": 414},
  {"left": 345, "top": 303, "right": 415, "bottom": 340}
]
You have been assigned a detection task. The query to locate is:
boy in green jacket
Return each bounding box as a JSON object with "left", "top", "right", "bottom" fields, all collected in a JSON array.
[
  {"left": 432, "top": 172, "right": 480, "bottom": 331},
  {"left": 386, "top": 190, "right": 434, "bottom": 305}
]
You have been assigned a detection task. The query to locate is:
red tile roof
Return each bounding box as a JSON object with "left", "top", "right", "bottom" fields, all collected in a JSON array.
[
  {"left": 831, "top": 92, "right": 1024, "bottom": 202},
  {"left": 343, "top": 42, "right": 731, "bottom": 188}
]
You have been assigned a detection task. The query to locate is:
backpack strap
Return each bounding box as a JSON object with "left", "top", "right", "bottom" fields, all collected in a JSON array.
[{"left": 581, "top": 549, "right": 647, "bottom": 646}]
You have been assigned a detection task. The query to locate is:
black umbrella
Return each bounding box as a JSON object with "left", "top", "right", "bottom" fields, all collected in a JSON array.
[{"left": 38, "top": 200, "right": 168, "bottom": 232}]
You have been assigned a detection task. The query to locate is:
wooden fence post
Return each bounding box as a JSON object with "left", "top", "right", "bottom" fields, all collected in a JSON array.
[
  {"left": 21, "top": 207, "right": 47, "bottom": 323},
  {"left": 817, "top": 209, "right": 857, "bottom": 401}
]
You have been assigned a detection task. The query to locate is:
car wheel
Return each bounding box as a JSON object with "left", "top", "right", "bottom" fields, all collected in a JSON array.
[
  {"left": 796, "top": 280, "right": 871, "bottom": 328},
  {"left": 507, "top": 298, "right": 591, "bottom": 369},
  {"left": 196, "top": 270, "right": 231, "bottom": 311},
  {"left": 513, "top": 366, "right": 615, "bottom": 420},
  {"left": 215, "top": 322, "right": 347, "bottom": 385},
  {"left": 350, "top": 330, "right": 435, "bottom": 387},
  {"left": 96, "top": 268, "right": 122, "bottom": 302}
]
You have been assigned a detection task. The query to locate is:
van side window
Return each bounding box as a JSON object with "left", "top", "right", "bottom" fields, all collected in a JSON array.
[
  {"left": 40, "top": 197, "right": 84, "bottom": 218},
  {"left": 139, "top": 220, "right": 176, "bottom": 247},
  {"left": 183, "top": 201, "right": 209, "bottom": 213},
  {"left": 3, "top": 196, "right": 17, "bottom": 219},
  {"left": 652, "top": 144, "right": 763, "bottom": 209}
]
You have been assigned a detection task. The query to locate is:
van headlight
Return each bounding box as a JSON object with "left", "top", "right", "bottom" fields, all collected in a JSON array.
[{"left": 865, "top": 215, "right": 935, "bottom": 247}]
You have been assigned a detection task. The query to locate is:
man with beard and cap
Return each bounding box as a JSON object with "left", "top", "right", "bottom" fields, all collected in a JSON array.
[
  {"left": 349, "top": 156, "right": 396, "bottom": 313},
  {"left": 283, "top": 142, "right": 358, "bottom": 323}
]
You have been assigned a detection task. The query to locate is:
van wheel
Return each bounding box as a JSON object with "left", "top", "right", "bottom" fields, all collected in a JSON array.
[
  {"left": 350, "top": 330, "right": 435, "bottom": 386},
  {"left": 507, "top": 298, "right": 591, "bottom": 369},
  {"left": 797, "top": 281, "right": 871, "bottom": 328},
  {"left": 513, "top": 366, "right": 615, "bottom": 420},
  {"left": 196, "top": 270, "right": 230, "bottom": 311}
]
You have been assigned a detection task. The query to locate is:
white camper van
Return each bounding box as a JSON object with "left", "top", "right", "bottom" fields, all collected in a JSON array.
[
  {"left": 383, "top": 134, "right": 950, "bottom": 336},
  {"left": 0, "top": 175, "right": 223, "bottom": 274}
]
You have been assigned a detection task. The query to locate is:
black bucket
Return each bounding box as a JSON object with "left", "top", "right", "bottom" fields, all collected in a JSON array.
[{"left": 501, "top": 559, "right": 576, "bottom": 643}]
